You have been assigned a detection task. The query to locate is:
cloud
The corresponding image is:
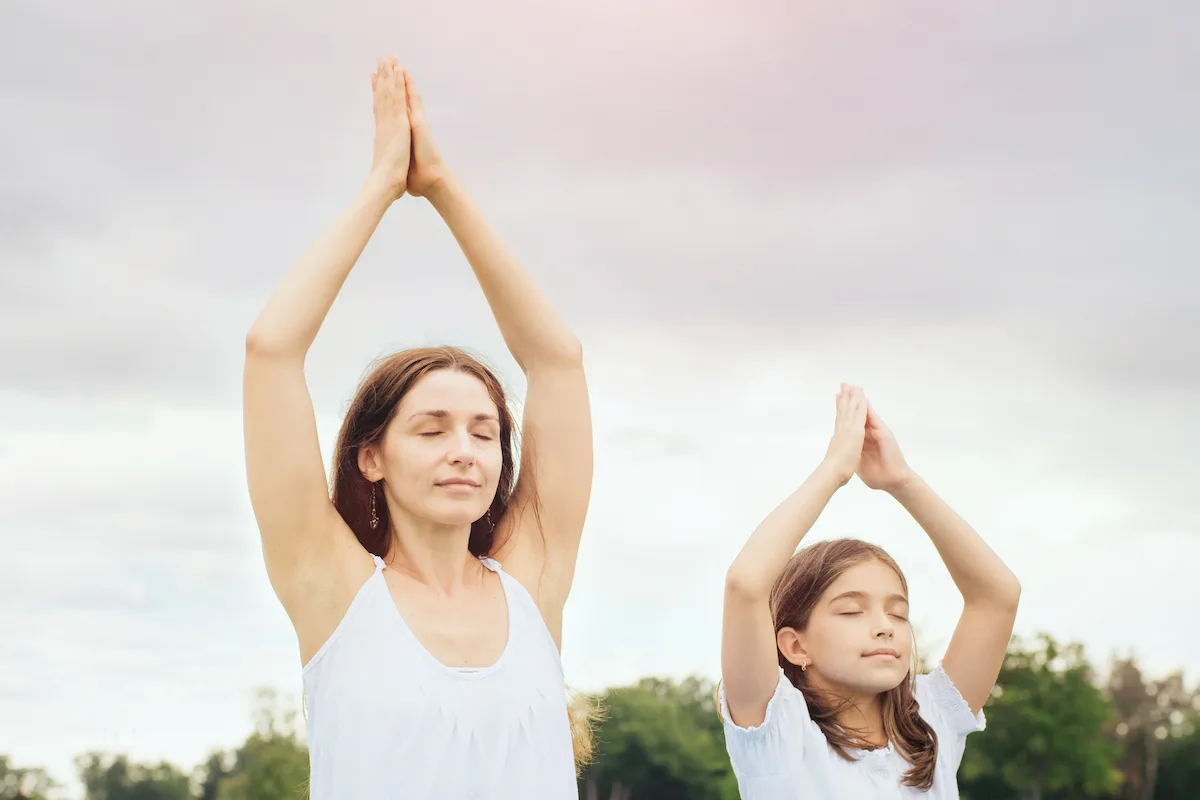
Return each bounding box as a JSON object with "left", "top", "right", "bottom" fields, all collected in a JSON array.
[
  {"left": 8, "top": 0, "right": 1199, "bottom": 192},
  {"left": 565, "top": 323, "right": 1200, "bottom": 687},
  {"left": 2, "top": 0, "right": 1199, "bottom": 790},
  {"left": 2, "top": 320, "right": 1197, "bottom": 789},
  {"left": 4, "top": 0, "right": 1197, "bottom": 405},
  {"left": 0, "top": 392, "right": 297, "bottom": 785}
]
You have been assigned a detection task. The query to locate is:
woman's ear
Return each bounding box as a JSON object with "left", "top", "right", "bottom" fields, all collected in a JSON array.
[{"left": 358, "top": 442, "right": 384, "bottom": 483}]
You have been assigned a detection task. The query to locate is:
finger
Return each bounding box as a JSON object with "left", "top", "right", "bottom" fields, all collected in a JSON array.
[
  {"left": 845, "top": 385, "right": 864, "bottom": 423},
  {"left": 872, "top": 401, "right": 886, "bottom": 426},
  {"left": 847, "top": 384, "right": 860, "bottom": 409},
  {"left": 406, "top": 71, "right": 427, "bottom": 119},
  {"left": 394, "top": 68, "right": 407, "bottom": 107},
  {"left": 379, "top": 60, "right": 391, "bottom": 95},
  {"left": 842, "top": 389, "right": 857, "bottom": 427},
  {"left": 854, "top": 392, "right": 868, "bottom": 428},
  {"left": 394, "top": 63, "right": 408, "bottom": 106}
]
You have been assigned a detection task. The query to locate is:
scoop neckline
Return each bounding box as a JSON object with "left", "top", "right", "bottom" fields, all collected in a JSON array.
[{"left": 378, "top": 557, "right": 514, "bottom": 681}]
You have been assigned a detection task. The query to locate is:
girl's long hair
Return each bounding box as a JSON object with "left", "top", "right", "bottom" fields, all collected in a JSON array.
[{"left": 770, "top": 538, "right": 938, "bottom": 790}]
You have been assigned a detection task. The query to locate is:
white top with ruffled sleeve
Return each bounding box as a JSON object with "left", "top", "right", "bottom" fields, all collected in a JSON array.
[{"left": 720, "top": 664, "right": 985, "bottom": 799}]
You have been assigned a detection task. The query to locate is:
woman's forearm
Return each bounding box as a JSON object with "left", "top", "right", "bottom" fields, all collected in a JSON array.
[
  {"left": 726, "top": 462, "right": 844, "bottom": 601},
  {"left": 891, "top": 476, "right": 1021, "bottom": 607},
  {"left": 426, "top": 174, "right": 582, "bottom": 371},
  {"left": 246, "top": 170, "right": 399, "bottom": 357}
]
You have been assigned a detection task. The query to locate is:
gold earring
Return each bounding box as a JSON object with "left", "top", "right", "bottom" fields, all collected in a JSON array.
[{"left": 801, "top": 662, "right": 807, "bottom": 672}]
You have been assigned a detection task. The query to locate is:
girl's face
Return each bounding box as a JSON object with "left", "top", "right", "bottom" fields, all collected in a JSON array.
[{"left": 779, "top": 558, "right": 913, "bottom": 698}]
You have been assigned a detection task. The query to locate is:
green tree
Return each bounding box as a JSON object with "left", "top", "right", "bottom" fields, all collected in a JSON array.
[
  {"left": 579, "top": 676, "right": 737, "bottom": 800},
  {"left": 213, "top": 688, "right": 309, "bottom": 800},
  {"left": 1154, "top": 720, "right": 1200, "bottom": 800},
  {"left": 0, "top": 755, "right": 56, "bottom": 800},
  {"left": 959, "top": 633, "right": 1123, "bottom": 800},
  {"left": 1106, "top": 656, "right": 1197, "bottom": 800},
  {"left": 195, "top": 751, "right": 233, "bottom": 800},
  {"left": 75, "top": 753, "right": 190, "bottom": 800}
]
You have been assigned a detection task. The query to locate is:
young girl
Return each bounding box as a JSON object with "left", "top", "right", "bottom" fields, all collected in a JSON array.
[
  {"left": 243, "top": 57, "right": 592, "bottom": 798},
  {"left": 721, "top": 384, "right": 1020, "bottom": 798}
]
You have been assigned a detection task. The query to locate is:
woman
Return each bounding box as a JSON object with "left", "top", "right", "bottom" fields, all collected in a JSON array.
[
  {"left": 720, "top": 384, "right": 1020, "bottom": 798},
  {"left": 243, "top": 56, "right": 592, "bottom": 799}
]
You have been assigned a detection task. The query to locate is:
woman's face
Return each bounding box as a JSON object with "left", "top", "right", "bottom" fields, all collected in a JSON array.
[{"left": 365, "top": 369, "right": 503, "bottom": 530}]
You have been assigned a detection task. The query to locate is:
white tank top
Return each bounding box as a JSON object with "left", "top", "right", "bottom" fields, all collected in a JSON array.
[{"left": 302, "top": 554, "right": 578, "bottom": 799}]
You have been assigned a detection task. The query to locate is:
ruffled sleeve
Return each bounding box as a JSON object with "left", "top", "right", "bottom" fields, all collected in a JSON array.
[
  {"left": 913, "top": 663, "right": 987, "bottom": 767},
  {"left": 718, "top": 667, "right": 811, "bottom": 780}
]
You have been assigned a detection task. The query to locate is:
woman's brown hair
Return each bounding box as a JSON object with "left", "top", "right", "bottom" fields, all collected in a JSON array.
[
  {"left": 330, "top": 346, "right": 517, "bottom": 560},
  {"left": 326, "top": 345, "right": 597, "bottom": 771},
  {"left": 771, "top": 538, "right": 938, "bottom": 790}
]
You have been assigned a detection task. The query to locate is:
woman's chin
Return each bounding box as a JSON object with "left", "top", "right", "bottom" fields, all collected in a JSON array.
[{"left": 427, "top": 505, "right": 489, "bottom": 529}]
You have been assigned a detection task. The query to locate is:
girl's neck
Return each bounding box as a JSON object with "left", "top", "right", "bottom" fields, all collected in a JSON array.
[
  {"left": 835, "top": 697, "right": 888, "bottom": 750},
  {"left": 808, "top": 673, "right": 888, "bottom": 750}
]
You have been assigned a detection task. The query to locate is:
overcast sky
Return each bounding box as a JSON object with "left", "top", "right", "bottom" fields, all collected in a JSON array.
[{"left": 2, "top": 0, "right": 1198, "bottom": 793}]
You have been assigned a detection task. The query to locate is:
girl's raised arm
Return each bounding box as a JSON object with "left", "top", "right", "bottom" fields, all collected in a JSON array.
[
  {"left": 856, "top": 399, "right": 1021, "bottom": 714},
  {"left": 722, "top": 386, "right": 867, "bottom": 726}
]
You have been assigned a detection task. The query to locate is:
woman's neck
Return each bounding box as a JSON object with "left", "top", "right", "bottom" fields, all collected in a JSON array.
[{"left": 385, "top": 512, "right": 477, "bottom": 593}]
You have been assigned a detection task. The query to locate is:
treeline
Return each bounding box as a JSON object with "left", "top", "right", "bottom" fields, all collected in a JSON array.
[
  {"left": 2, "top": 634, "right": 1197, "bottom": 799},
  {"left": 0, "top": 688, "right": 309, "bottom": 800}
]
